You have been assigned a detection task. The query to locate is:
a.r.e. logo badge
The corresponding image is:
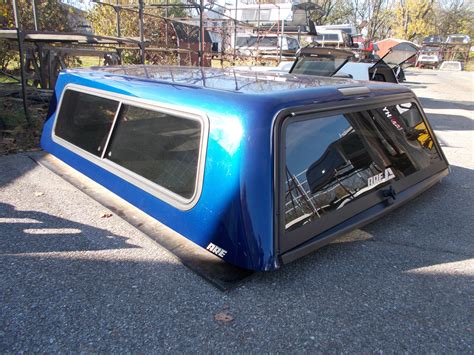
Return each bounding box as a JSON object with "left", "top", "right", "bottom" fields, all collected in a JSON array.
[{"left": 206, "top": 243, "right": 227, "bottom": 258}]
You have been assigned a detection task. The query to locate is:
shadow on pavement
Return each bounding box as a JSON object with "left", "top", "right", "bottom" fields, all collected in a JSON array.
[
  {"left": 426, "top": 112, "right": 473, "bottom": 133},
  {"left": 417, "top": 98, "right": 473, "bottom": 135},
  {"left": 0, "top": 202, "right": 139, "bottom": 254},
  {"left": 419, "top": 97, "right": 473, "bottom": 111}
]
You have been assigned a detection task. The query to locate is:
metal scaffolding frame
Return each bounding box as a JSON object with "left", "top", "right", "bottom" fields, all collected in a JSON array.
[{"left": 2, "top": 0, "right": 318, "bottom": 122}]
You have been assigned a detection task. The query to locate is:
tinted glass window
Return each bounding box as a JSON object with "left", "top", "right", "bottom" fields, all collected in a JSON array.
[
  {"left": 315, "top": 34, "right": 340, "bottom": 41},
  {"left": 236, "top": 37, "right": 256, "bottom": 47},
  {"left": 105, "top": 105, "right": 201, "bottom": 199},
  {"left": 284, "top": 103, "right": 440, "bottom": 231},
  {"left": 55, "top": 90, "right": 119, "bottom": 156},
  {"left": 236, "top": 36, "right": 278, "bottom": 48},
  {"left": 291, "top": 56, "right": 347, "bottom": 76},
  {"left": 287, "top": 38, "right": 299, "bottom": 50},
  {"left": 259, "top": 37, "right": 278, "bottom": 47}
]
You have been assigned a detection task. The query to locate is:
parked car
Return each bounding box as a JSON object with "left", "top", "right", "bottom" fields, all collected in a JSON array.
[
  {"left": 416, "top": 45, "right": 443, "bottom": 69},
  {"left": 422, "top": 35, "right": 445, "bottom": 45},
  {"left": 446, "top": 34, "right": 471, "bottom": 44},
  {"left": 41, "top": 65, "right": 449, "bottom": 271},
  {"left": 439, "top": 61, "right": 463, "bottom": 71},
  {"left": 416, "top": 54, "right": 441, "bottom": 69}
]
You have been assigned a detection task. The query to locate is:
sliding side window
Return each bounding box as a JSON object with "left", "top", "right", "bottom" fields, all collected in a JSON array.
[
  {"left": 55, "top": 90, "right": 119, "bottom": 156},
  {"left": 104, "top": 105, "right": 202, "bottom": 199}
]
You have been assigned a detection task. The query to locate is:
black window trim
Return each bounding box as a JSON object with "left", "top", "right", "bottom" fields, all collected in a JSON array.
[
  {"left": 51, "top": 84, "right": 209, "bottom": 211},
  {"left": 273, "top": 93, "right": 449, "bottom": 256}
]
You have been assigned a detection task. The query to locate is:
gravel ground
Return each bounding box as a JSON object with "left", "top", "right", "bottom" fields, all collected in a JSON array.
[{"left": 0, "top": 69, "right": 473, "bottom": 352}]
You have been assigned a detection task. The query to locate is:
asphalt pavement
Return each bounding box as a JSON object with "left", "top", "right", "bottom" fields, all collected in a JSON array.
[{"left": 0, "top": 69, "right": 473, "bottom": 352}]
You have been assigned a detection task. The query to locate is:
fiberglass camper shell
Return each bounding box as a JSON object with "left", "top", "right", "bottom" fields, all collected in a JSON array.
[{"left": 41, "top": 66, "right": 449, "bottom": 271}]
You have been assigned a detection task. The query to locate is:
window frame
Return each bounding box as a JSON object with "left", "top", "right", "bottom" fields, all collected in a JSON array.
[
  {"left": 52, "top": 89, "right": 120, "bottom": 157},
  {"left": 52, "top": 84, "right": 209, "bottom": 211},
  {"left": 273, "top": 93, "right": 449, "bottom": 254}
]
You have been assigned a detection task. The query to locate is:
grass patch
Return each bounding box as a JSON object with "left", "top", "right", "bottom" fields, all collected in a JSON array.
[{"left": 74, "top": 56, "right": 103, "bottom": 68}]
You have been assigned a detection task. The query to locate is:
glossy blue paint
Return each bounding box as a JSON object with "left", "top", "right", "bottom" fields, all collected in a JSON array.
[{"left": 41, "top": 65, "right": 412, "bottom": 270}]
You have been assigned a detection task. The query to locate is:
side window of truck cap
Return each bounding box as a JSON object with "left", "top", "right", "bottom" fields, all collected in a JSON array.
[
  {"left": 104, "top": 104, "right": 202, "bottom": 199},
  {"left": 55, "top": 90, "right": 119, "bottom": 156}
]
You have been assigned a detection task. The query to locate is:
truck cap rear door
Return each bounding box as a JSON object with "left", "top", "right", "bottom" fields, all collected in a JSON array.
[{"left": 279, "top": 97, "right": 448, "bottom": 254}]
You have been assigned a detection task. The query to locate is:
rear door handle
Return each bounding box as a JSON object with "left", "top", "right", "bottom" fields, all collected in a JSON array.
[{"left": 382, "top": 185, "right": 397, "bottom": 205}]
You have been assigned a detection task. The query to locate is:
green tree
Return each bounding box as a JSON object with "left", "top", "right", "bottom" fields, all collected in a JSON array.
[
  {"left": 0, "top": 0, "right": 75, "bottom": 71},
  {"left": 310, "top": 0, "right": 354, "bottom": 25},
  {"left": 391, "top": 0, "right": 435, "bottom": 41},
  {"left": 349, "top": 0, "right": 394, "bottom": 40},
  {"left": 430, "top": 0, "right": 474, "bottom": 38},
  {"left": 1, "top": 0, "right": 75, "bottom": 31}
]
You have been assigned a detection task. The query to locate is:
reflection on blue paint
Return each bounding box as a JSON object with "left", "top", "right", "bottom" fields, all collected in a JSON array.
[{"left": 210, "top": 115, "right": 244, "bottom": 156}]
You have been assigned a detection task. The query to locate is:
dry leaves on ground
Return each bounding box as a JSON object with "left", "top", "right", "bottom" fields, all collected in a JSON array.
[{"left": 214, "top": 310, "right": 234, "bottom": 323}]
